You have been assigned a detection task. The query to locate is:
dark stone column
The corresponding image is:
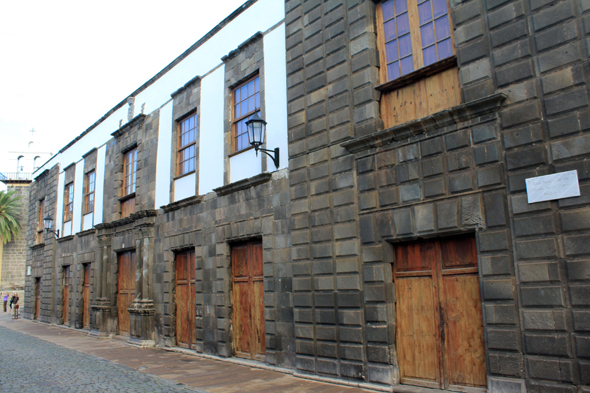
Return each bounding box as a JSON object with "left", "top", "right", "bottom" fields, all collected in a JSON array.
[
  {"left": 90, "top": 233, "right": 111, "bottom": 339},
  {"left": 128, "top": 223, "right": 155, "bottom": 347}
]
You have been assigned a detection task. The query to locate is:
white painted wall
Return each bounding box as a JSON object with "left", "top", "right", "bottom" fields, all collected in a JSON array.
[
  {"left": 264, "top": 24, "right": 288, "bottom": 171},
  {"left": 174, "top": 173, "right": 196, "bottom": 202},
  {"left": 134, "top": 0, "right": 285, "bottom": 118},
  {"left": 56, "top": 172, "right": 64, "bottom": 235},
  {"left": 33, "top": 0, "right": 285, "bottom": 209},
  {"left": 230, "top": 149, "right": 262, "bottom": 183},
  {"left": 94, "top": 145, "right": 106, "bottom": 225},
  {"left": 72, "top": 161, "right": 84, "bottom": 234},
  {"left": 83, "top": 213, "right": 93, "bottom": 231},
  {"left": 155, "top": 101, "right": 172, "bottom": 208},
  {"left": 199, "top": 66, "right": 225, "bottom": 194}
]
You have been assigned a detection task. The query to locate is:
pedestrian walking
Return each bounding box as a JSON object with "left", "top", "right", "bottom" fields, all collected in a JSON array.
[
  {"left": 9, "top": 293, "right": 15, "bottom": 314},
  {"left": 12, "top": 293, "right": 19, "bottom": 319},
  {"left": 2, "top": 292, "right": 7, "bottom": 312}
]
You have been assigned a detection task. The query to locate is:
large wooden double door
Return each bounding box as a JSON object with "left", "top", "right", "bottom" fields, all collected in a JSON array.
[
  {"left": 176, "top": 250, "right": 196, "bottom": 349},
  {"left": 231, "top": 240, "right": 265, "bottom": 360},
  {"left": 394, "top": 235, "right": 486, "bottom": 392},
  {"left": 118, "top": 252, "right": 136, "bottom": 334}
]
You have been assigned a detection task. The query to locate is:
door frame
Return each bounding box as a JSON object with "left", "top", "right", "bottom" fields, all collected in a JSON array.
[
  {"left": 117, "top": 250, "right": 136, "bottom": 335},
  {"left": 62, "top": 265, "right": 70, "bottom": 325}
]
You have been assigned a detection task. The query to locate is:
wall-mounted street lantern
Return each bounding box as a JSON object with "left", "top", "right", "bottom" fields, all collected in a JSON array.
[
  {"left": 246, "top": 113, "right": 279, "bottom": 169},
  {"left": 43, "top": 214, "right": 60, "bottom": 239}
]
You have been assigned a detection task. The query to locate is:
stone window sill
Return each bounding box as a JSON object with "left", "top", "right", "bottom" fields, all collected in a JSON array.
[
  {"left": 214, "top": 172, "right": 272, "bottom": 196},
  {"left": 161, "top": 195, "right": 204, "bottom": 214}
]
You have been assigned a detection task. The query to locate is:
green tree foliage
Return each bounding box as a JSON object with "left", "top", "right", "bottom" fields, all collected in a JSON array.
[{"left": 0, "top": 190, "right": 21, "bottom": 244}]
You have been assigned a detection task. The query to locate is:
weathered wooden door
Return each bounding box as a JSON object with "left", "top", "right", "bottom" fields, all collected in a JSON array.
[
  {"left": 63, "top": 266, "right": 70, "bottom": 325},
  {"left": 83, "top": 264, "right": 91, "bottom": 329},
  {"left": 394, "top": 235, "right": 486, "bottom": 392},
  {"left": 231, "top": 240, "right": 265, "bottom": 360},
  {"left": 175, "top": 250, "right": 196, "bottom": 349},
  {"left": 117, "top": 252, "right": 136, "bottom": 334},
  {"left": 35, "top": 278, "right": 41, "bottom": 320}
]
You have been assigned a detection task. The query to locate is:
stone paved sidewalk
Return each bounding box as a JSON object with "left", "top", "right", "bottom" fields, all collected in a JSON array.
[{"left": 0, "top": 312, "right": 377, "bottom": 392}]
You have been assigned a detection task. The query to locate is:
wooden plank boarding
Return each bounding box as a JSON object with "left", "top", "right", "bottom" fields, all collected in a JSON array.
[{"left": 394, "top": 235, "right": 486, "bottom": 391}]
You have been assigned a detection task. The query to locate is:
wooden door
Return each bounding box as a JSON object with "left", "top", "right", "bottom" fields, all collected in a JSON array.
[
  {"left": 394, "top": 235, "right": 486, "bottom": 392},
  {"left": 35, "top": 278, "right": 41, "bottom": 320},
  {"left": 232, "top": 240, "right": 265, "bottom": 360},
  {"left": 83, "top": 264, "right": 91, "bottom": 329},
  {"left": 117, "top": 252, "right": 136, "bottom": 334},
  {"left": 175, "top": 250, "right": 196, "bottom": 349},
  {"left": 63, "top": 266, "right": 70, "bottom": 324}
]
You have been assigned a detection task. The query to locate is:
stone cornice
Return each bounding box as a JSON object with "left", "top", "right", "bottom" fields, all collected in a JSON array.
[
  {"left": 76, "top": 228, "right": 96, "bottom": 237},
  {"left": 96, "top": 209, "right": 158, "bottom": 230},
  {"left": 34, "top": 169, "right": 50, "bottom": 181},
  {"left": 342, "top": 93, "right": 507, "bottom": 154},
  {"left": 111, "top": 114, "right": 146, "bottom": 139},
  {"left": 171, "top": 75, "right": 202, "bottom": 98},
  {"left": 56, "top": 235, "right": 75, "bottom": 243},
  {"left": 161, "top": 195, "right": 204, "bottom": 214},
  {"left": 221, "top": 31, "right": 263, "bottom": 63},
  {"left": 214, "top": 172, "right": 272, "bottom": 196}
]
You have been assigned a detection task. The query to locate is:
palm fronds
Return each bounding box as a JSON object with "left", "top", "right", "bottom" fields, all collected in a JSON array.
[{"left": 0, "top": 190, "right": 22, "bottom": 244}]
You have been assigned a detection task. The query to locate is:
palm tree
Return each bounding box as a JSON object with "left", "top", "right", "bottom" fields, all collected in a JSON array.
[{"left": 0, "top": 190, "right": 21, "bottom": 244}]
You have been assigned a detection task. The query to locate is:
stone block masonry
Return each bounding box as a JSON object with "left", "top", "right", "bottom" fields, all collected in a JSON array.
[{"left": 1, "top": 182, "right": 30, "bottom": 290}]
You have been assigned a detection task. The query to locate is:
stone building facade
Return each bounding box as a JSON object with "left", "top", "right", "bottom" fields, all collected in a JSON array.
[
  {"left": 24, "top": 0, "right": 590, "bottom": 392},
  {"left": 0, "top": 179, "right": 31, "bottom": 291}
]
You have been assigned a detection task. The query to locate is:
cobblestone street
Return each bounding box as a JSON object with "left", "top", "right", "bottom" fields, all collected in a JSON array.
[
  {"left": 0, "top": 313, "right": 376, "bottom": 393},
  {"left": 0, "top": 326, "right": 200, "bottom": 393}
]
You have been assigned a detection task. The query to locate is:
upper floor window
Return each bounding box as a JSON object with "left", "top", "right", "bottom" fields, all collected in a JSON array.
[
  {"left": 63, "top": 183, "right": 74, "bottom": 223},
  {"left": 121, "top": 148, "right": 137, "bottom": 218},
  {"left": 83, "top": 170, "right": 95, "bottom": 214},
  {"left": 123, "top": 149, "right": 137, "bottom": 196},
  {"left": 36, "top": 198, "right": 45, "bottom": 244},
  {"left": 177, "top": 114, "right": 197, "bottom": 176},
  {"left": 378, "top": 0, "right": 453, "bottom": 82},
  {"left": 232, "top": 75, "right": 260, "bottom": 153}
]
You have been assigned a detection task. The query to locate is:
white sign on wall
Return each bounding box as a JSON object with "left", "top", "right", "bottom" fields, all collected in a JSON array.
[
  {"left": 526, "top": 170, "right": 580, "bottom": 204},
  {"left": 27, "top": 266, "right": 31, "bottom": 276}
]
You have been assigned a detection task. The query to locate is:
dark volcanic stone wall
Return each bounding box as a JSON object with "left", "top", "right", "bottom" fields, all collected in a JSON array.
[{"left": 284, "top": 0, "right": 590, "bottom": 391}]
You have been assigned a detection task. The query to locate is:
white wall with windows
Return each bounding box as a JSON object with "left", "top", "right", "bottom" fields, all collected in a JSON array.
[{"left": 35, "top": 0, "right": 286, "bottom": 228}]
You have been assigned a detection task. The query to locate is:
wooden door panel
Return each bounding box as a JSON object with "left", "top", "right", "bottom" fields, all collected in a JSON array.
[
  {"left": 232, "top": 240, "right": 264, "bottom": 360},
  {"left": 440, "top": 235, "right": 478, "bottom": 270},
  {"left": 234, "top": 281, "right": 251, "bottom": 357},
  {"left": 83, "top": 264, "right": 91, "bottom": 328},
  {"left": 63, "top": 266, "right": 70, "bottom": 325},
  {"left": 397, "top": 276, "right": 440, "bottom": 385},
  {"left": 176, "top": 251, "right": 196, "bottom": 349},
  {"left": 442, "top": 275, "right": 487, "bottom": 388},
  {"left": 118, "top": 252, "right": 136, "bottom": 334},
  {"left": 176, "top": 282, "right": 189, "bottom": 345},
  {"left": 35, "top": 279, "right": 41, "bottom": 320}
]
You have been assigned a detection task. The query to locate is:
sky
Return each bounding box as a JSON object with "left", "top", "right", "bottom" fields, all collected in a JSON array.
[{"left": 0, "top": 0, "right": 247, "bottom": 173}]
